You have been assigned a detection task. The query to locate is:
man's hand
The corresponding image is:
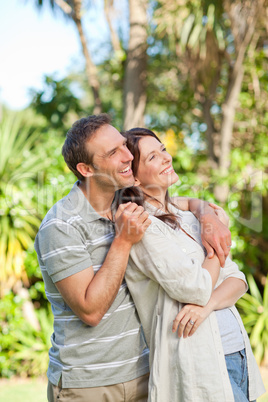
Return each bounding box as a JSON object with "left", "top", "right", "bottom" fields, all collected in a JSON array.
[
  {"left": 114, "top": 202, "right": 151, "bottom": 246},
  {"left": 171, "top": 197, "right": 231, "bottom": 267},
  {"left": 200, "top": 209, "right": 231, "bottom": 267},
  {"left": 209, "top": 202, "right": 229, "bottom": 227}
]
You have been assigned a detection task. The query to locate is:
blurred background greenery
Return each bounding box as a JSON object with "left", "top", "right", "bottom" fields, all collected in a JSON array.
[{"left": 0, "top": 0, "right": 267, "bottom": 398}]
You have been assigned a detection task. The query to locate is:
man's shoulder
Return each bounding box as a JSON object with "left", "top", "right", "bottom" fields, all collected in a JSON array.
[
  {"left": 40, "top": 194, "right": 74, "bottom": 228},
  {"left": 34, "top": 192, "right": 86, "bottom": 254},
  {"left": 36, "top": 183, "right": 88, "bottom": 241},
  {"left": 40, "top": 182, "right": 87, "bottom": 227}
]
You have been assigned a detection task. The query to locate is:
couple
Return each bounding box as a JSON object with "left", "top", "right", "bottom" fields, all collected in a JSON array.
[{"left": 34, "top": 114, "right": 265, "bottom": 401}]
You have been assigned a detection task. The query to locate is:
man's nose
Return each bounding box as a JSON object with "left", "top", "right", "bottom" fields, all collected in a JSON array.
[{"left": 123, "top": 147, "right": 134, "bottom": 161}]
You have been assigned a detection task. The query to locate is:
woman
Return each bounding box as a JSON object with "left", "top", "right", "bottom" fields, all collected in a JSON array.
[{"left": 120, "top": 128, "right": 265, "bottom": 402}]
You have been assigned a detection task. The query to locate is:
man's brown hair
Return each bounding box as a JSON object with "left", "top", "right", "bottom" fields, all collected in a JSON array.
[{"left": 62, "top": 114, "right": 111, "bottom": 180}]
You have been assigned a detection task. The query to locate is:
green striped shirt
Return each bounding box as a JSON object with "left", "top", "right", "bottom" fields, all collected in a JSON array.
[{"left": 34, "top": 182, "right": 149, "bottom": 388}]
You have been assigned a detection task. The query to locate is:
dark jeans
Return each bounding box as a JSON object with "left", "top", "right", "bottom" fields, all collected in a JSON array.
[{"left": 225, "top": 349, "right": 255, "bottom": 402}]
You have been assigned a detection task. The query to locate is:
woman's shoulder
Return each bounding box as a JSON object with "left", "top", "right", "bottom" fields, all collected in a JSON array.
[
  {"left": 146, "top": 214, "right": 172, "bottom": 231},
  {"left": 139, "top": 215, "right": 177, "bottom": 243}
]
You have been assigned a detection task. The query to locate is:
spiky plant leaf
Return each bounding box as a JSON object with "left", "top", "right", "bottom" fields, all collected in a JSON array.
[{"left": 0, "top": 110, "right": 49, "bottom": 293}]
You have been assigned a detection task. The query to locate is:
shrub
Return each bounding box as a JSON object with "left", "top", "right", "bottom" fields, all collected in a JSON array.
[
  {"left": 236, "top": 274, "right": 268, "bottom": 365},
  {"left": 0, "top": 292, "right": 53, "bottom": 378}
]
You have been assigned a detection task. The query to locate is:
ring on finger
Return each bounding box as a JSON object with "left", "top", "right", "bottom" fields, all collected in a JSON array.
[{"left": 189, "top": 319, "right": 195, "bottom": 325}]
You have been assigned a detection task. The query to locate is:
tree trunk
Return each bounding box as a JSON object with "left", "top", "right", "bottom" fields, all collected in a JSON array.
[
  {"left": 214, "top": 1, "right": 261, "bottom": 202},
  {"left": 123, "top": 0, "right": 148, "bottom": 130},
  {"left": 219, "top": 67, "right": 244, "bottom": 173},
  {"left": 72, "top": 0, "right": 102, "bottom": 114},
  {"left": 104, "top": 0, "right": 121, "bottom": 53},
  {"left": 202, "top": 98, "right": 219, "bottom": 166},
  {"left": 55, "top": 0, "right": 102, "bottom": 114},
  {"left": 219, "top": 5, "right": 259, "bottom": 173}
]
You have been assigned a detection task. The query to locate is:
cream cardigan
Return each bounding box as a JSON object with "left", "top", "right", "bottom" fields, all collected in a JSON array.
[{"left": 126, "top": 208, "right": 265, "bottom": 401}]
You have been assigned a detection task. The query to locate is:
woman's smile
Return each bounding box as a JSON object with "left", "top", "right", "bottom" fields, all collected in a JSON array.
[
  {"left": 135, "top": 136, "right": 179, "bottom": 201},
  {"left": 160, "top": 165, "right": 175, "bottom": 175}
]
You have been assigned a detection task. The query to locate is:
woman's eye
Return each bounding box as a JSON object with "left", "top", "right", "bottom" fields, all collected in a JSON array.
[
  {"left": 149, "top": 155, "right": 155, "bottom": 161},
  {"left": 162, "top": 147, "right": 167, "bottom": 152}
]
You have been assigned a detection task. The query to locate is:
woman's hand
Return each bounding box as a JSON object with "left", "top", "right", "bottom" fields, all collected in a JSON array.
[
  {"left": 172, "top": 303, "right": 212, "bottom": 338},
  {"left": 209, "top": 202, "right": 230, "bottom": 228}
]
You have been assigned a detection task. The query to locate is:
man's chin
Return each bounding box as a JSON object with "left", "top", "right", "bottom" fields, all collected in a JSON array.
[{"left": 120, "top": 179, "right": 135, "bottom": 189}]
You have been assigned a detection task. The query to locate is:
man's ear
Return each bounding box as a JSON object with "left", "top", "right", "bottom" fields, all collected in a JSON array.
[
  {"left": 134, "top": 177, "right": 141, "bottom": 187},
  {"left": 76, "top": 162, "right": 94, "bottom": 178}
]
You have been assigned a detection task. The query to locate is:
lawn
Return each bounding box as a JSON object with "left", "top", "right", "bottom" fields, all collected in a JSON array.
[
  {"left": 0, "top": 378, "right": 47, "bottom": 402},
  {"left": 259, "top": 366, "right": 268, "bottom": 402},
  {"left": 0, "top": 370, "right": 267, "bottom": 401}
]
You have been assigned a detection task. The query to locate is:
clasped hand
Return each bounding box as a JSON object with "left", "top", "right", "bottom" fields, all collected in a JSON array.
[
  {"left": 114, "top": 202, "right": 151, "bottom": 245},
  {"left": 172, "top": 303, "right": 212, "bottom": 338}
]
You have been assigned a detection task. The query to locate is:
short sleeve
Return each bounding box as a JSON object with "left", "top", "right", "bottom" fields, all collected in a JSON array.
[
  {"left": 217, "top": 257, "right": 248, "bottom": 294},
  {"left": 34, "top": 219, "right": 92, "bottom": 283}
]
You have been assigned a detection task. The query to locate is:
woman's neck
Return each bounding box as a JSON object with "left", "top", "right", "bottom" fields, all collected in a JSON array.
[{"left": 145, "top": 193, "right": 169, "bottom": 213}]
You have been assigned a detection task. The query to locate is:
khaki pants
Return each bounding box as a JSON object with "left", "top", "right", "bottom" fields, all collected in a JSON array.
[{"left": 47, "top": 373, "right": 149, "bottom": 402}]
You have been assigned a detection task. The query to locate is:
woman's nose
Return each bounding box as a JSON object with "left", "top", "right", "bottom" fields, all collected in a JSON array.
[{"left": 163, "top": 153, "right": 172, "bottom": 163}]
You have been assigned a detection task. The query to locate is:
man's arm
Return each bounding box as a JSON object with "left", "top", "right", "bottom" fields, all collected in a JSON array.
[
  {"left": 170, "top": 196, "right": 190, "bottom": 211},
  {"left": 55, "top": 203, "right": 151, "bottom": 326},
  {"left": 172, "top": 197, "right": 231, "bottom": 267}
]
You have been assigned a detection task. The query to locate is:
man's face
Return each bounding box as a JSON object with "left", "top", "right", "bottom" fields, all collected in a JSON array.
[{"left": 86, "top": 124, "right": 135, "bottom": 190}]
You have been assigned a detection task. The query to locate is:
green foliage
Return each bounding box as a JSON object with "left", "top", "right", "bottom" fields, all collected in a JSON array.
[
  {"left": 155, "top": 0, "right": 225, "bottom": 59},
  {"left": 0, "top": 292, "right": 53, "bottom": 378},
  {"left": 28, "top": 129, "right": 74, "bottom": 219},
  {"left": 30, "top": 75, "right": 83, "bottom": 131},
  {"left": 236, "top": 275, "right": 268, "bottom": 365},
  {"left": 0, "top": 106, "right": 74, "bottom": 378},
  {"left": 0, "top": 105, "right": 74, "bottom": 295},
  {"left": 0, "top": 109, "right": 49, "bottom": 293}
]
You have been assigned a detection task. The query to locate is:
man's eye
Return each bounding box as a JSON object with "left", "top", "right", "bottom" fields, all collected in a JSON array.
[
  {"left": 149, "top": 155, "right": 155, "bottom": 161},
  {"left": 162, "top": 147, "right": 167, "bottom": 152}
]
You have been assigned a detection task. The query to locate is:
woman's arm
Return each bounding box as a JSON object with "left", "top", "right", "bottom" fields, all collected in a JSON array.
[
  {"left": 172, "top": 277, "right": 247, "bottom": 338},
  {"left": 129, "top": 216, "right": 221, "bottom": 306}
]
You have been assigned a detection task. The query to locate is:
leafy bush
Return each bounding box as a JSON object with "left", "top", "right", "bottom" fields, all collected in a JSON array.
[
  {"left": 0, "top": 292, "right": 53, "bottom": 378},
  {"left": 236, "top": 275, "right": 268, "bottom": 365},
  {"left": 0, "top": 109, "right": 49, "bottom": 295}
]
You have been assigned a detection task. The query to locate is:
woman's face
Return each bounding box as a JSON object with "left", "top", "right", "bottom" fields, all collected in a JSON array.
[{"left": 135, "top": 136, "right": 179, "bottom": 197}]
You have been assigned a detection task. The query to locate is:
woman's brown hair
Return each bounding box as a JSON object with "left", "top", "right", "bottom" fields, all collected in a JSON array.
[{"left": 115, "top": 127, "right": 180, "bottom": 229}]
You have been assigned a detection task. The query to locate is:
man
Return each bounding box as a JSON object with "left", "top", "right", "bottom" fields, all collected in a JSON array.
[{"left": 35, "top": 114, "right": 231, "bottom": 401}]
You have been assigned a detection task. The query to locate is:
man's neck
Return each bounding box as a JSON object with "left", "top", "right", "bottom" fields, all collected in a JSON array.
[{"left": 78, "top": 179, "right": 115, "bottom": 218}]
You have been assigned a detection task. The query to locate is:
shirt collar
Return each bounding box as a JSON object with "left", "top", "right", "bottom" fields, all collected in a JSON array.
[{"left": 66, "top": 182, "right": 108, "bottom": 223}]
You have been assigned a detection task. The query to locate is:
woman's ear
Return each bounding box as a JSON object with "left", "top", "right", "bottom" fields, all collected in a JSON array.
[
  {"left": 76, "top": 162, "right": 94, "bottom": 178},
  {"left": 134, "top": 177, "right": 141, "bottom": 187}
]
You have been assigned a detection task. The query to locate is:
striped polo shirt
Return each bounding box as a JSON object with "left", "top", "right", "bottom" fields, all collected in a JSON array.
[{"left": 34, "top": 182, "right": 149, "bottom": 388}]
